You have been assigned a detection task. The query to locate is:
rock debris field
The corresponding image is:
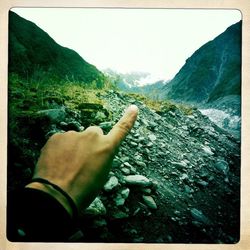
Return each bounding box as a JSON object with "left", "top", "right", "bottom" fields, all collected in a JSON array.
[{"left": 8, "top": 90, "right": 240, "bottom": 243}]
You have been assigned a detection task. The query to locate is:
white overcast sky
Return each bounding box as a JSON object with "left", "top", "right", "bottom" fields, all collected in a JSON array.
[{"left": 12, "top": 8, "right": 241, "bottom": 80}]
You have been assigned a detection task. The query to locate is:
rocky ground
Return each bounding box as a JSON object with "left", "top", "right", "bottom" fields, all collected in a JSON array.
[{"left": 8, "top": 89, "right": 240, "bottom": 243}]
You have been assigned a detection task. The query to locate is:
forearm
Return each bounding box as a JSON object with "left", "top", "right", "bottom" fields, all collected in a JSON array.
[{"left": 7, "top": 188, "right": 77, "bottom": 241}]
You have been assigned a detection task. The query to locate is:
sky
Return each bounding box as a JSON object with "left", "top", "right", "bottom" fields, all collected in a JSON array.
[{"left": 12, "top": 8, "right": 241, "bottom": 81}]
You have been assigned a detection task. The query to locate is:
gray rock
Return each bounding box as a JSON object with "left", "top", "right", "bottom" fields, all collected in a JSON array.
[
  {"left": 142, "top": 195, "right": 157, "bottom": 209},
  {"left": 121, "top": 156, "right": 130, "bottom": 162},
  {"left": 112, "top": 211, "right": 129, "bottom": 219},
  {"left": 133, "top": 236, "right": 144, "bottom": 243},
  {"left": 124, "top": 175, "right": 151, "bottom": 187},
  {"left": 112, "top": 158, "right": 121, "bottom": 168},
  {"left": 138, "top": 136, "right": 145, "bottom": 142},
  {"left": 197, "top": 180, "right": 209, "bottom": 187},
  {"left": 149, "top": 121, "right": 158, "bottom": 127},
  {"left": 136, "top": 161, "right": 147, "bottom": 168},
  {"left": 104, "top": 176, "right": 119, "bottom": 191},
  {"left": 182, "top": 125, "right": 188, "bottom": 130},
  {"left": 171, "top": 161, "right": 187, "bottom": 169},
  {"left": 141, "top": 118, "right": 149, "bottom": 126},
  {"left": 168, "top": 111, "right": 176, "bottom": 117},
  {"left": 180, "top": 173, "right": 189, "bottom": 180},
  {"left": 147, "top": 142, "right": 154, "bottom": 147},
  {"left": 84, "top": 197, "right": 106, "bottom": 216},
  {"left": 148, "top": 134, "right": 157, "bottom": 141},
  {"left": 134, "top": 133, "right": 140, "bottom": 138},
  {"left": 120, "top": 188, "right": 130, "bottom": 199},
  {"left": 184, "top": 185, "right": 194, "bottom": 193},
  {"left": 215, "top": 160, "right": 229, "bottom": 174},
  {"left": 202, "top": 145, "right": 214, "bottom": 155},
  {"left": 190, "top": 208, "right": 211, "bottom": 225},
  {"left": 124, "top": 162, "right": 133, "bottom": 168},
  {"left": 192, "top": 220, "right": 203, "bottom": 228},
  {"left": 99, "top": 121, "right": 113, "bottom": 130},
  {"left": 130, "top": 141, "right": 138, "bottom": 147},
  {"left": 141, "top": 188, "right": 152, "bottom": 194},
  {"left": 66, "top": 121, "right": 82, "bottom": 131},
  {"left": 91, "top": 218, "right": 107, "bottom": 228},
  {"left": 95, "top": 111, "right": 107, "bottom": 121},
  {"left": 37, "top": 108, "right": 66, "bottom": 122},
  {"left": 114, "top": 195, "right": 126, "bottom": 206},
  {"left": 121, "top": 167, "right": 130, "bottom": 175},
  {"left": 114, "top": 188, "right": 130, "bottom": 206}
]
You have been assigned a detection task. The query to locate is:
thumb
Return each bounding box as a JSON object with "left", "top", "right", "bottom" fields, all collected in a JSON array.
[{"left": 107, "top": 105, "right": 138, "bottom": 147}]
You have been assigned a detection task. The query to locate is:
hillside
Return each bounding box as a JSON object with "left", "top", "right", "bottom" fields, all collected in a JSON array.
[
  {"left": 9, "top": 11, "right": 105, "bottom": 86},
  {"left": 162, "top": 21, "right": 241, "bottom": 107},
  {"left": 7, "top": 12, "right": 240, "bottom": 243},
  {"left": 8, "top": 77, "right": 240, "bottom": 243}
]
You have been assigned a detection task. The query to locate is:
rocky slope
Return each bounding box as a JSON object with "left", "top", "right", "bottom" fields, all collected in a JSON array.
[
  {"left": 9, "top": 11, "right": 105, "bottom": 86},
  {"left": 8, "top": 86, "right": 240, "bottom": 243},
  {"left": 163, "top": 21, "right": 241, "bottom": 106}
]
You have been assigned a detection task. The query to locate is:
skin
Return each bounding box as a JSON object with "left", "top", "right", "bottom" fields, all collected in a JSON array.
[{"left": 26, "top": 105, "right": 138, "bottom": 216}]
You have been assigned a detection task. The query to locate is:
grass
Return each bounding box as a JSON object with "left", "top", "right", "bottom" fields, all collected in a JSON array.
[
  {"left": 8, "top": 73, "right": 194, "bottom": 142},
  {"left": 8, "top": 73, "right": 105, "bottom": 113},
  {"left": 127, "top": 92, "right": 194, "bottom": 115}
]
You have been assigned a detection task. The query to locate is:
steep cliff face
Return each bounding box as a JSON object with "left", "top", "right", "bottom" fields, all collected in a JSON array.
[
  {"left": 9, "top": 11, "right": 105, "bottom": 86},
  {"left": 163, "top": 21, "right": 241, "bottom": 106}
]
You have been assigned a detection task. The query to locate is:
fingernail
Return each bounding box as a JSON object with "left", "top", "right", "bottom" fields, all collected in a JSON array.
[{"left": 127, "top": 105, "right": 138, "bottom": 114}]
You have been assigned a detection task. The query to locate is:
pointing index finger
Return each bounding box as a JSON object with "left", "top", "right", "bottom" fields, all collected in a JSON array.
[{"left": 107, "top": 105, "right": 138, "bottom": 147}]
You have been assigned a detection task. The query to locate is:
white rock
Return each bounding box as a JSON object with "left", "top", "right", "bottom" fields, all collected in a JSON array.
[
  {"left": 121, "top": 167, "right": 130, "bottom": 175},
  {"left": 142, "top": 195, "right": 157, "bottom": 209},
  {"left": 202, "top": 145, "right": 214, "bottom": 155},
  {"left": 104, "top": 176, "right": 119, "bottom": 191},
  {"left": 148, "top": 134, "right": 157, "bottom": 141},
  {"left": 121, "top": 188, "right": 130, "bottom": 199},
  {"left": 124, "top": 175, "right": 151, "bottom": 187},
  {"left": 84, "top": 197, "right": 106, "bottom": 216}
]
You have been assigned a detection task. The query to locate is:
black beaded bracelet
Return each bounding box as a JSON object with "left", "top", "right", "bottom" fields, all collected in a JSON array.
[{"left": 29, "top": 177, "right": 78, "bottom": 220}]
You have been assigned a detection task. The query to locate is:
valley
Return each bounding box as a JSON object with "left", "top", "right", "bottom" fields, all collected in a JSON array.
[{"left": 7, "top": 11, "right": 241, "bottom": 243}]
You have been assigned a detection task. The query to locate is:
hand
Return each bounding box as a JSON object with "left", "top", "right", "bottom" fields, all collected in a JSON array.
[{"left": 26, "top": 105, "right": 138, "bottom": 215}]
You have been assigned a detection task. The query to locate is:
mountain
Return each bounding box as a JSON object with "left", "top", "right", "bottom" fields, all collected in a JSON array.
[
  {"left": 163, "top": 21, "right": 241, "bottom": 108},
  {"left": 7, "top": 12, "right": 241, "bottom": 243},
  {"left": 9, "top": 11, "right": 105, "bottom": 86},
  {"left": 104, "top": 69, "right": 168, "bottom": 99},
  {"left": 104, "top": 69, "right": 150, "bottom": 90}
]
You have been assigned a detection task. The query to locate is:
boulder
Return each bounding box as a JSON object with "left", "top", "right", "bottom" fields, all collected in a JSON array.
[
  {"left": 124, "top": 175, "right": 151, "bottom": 187},
  {"left": 84, "top": 197, "right": 107, "bottom": 216},
  {"left": 142, "top": 195, "right": 157, "bottom": 210},
  {"left": 104, "top": 176, "right": 119, "bottom": 192}
]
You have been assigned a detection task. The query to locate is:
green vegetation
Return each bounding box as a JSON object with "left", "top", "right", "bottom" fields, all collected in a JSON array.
[
  {"left": 8, "top": 73, "right": 106, "bottom": 114},
  {"left": 127, "top": 92, "right": 194, "bottom": 115},
  {"left": 8, "top": 10, "right": 194, "bottom": 141},
  {"left": 9, "top": 72, "right": 193, "bottom": 133},
  {"left": 9, "top": 11, "right": 106, "bottom": 87}
]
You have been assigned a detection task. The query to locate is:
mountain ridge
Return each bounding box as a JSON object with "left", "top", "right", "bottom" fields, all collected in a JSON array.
[
  {"left": 162, "top": 21, "right": 241, "bottom": 106},
  {"left": 9, "top": 11, "right": 105, "bottom": 86}
]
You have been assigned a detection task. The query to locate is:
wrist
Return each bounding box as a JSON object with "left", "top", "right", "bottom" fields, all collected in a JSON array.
[{"left": 25, "top": 182, "right": 73, "bottom": 217}]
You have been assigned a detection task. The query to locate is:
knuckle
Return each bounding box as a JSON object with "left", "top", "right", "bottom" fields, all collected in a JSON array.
[
  {"left": 85, "top": 126, "right": 103, "bottom": 136},
  {"left": 65, "top": 130, "right": 78, "bottom": 136},
  {"left": 117, "top": 120, "right": 130, "bottom": 134}
]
